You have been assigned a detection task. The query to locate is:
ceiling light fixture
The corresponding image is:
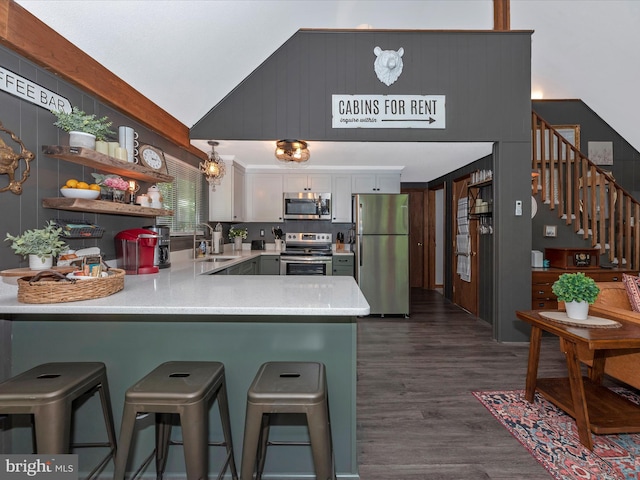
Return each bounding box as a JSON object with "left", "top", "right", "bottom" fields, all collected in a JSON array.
[
  {"left": 275, "top": 139, "right": 310, "bottom": 163},
  {"left": 200, "top": 140, "right": 226, "bottom": 190}
]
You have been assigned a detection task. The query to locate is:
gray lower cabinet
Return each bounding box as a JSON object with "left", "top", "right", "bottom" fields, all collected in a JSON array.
[
  {"left": 214, "top": 258, "right": 258, "bottom": 275},
  {"left": 333, "top": 255, "right": 354, "bottom": 276},
  {"left": 213, "top": 256, "right": 279, "bottom": 275},
  {"left": 232, "top": 259, "right": 258, "bottom": 275},
  {"left": 260, "top": 255, "right": 281, "bottom": 275}
]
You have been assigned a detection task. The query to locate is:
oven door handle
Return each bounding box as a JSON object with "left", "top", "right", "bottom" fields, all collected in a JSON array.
[{"left": 281, "top": 256, "right": 332, "bottom": 263}]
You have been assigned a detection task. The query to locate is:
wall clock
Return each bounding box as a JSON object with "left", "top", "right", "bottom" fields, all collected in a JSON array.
[{"left": 139, "top": 145, "right": 166, "bottom": 172}]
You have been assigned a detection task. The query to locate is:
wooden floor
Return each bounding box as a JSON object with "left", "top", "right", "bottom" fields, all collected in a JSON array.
[{"left": 356, "top": 288, "right": 568, "bottom": 480}]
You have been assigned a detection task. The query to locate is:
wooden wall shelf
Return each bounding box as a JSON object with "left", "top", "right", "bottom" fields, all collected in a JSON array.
[
  {"left": 42, "top": 145, "right": 174, "bottom": 184},
  {"left": 42, "top": 198, "right": 173, "bottom": 218}
]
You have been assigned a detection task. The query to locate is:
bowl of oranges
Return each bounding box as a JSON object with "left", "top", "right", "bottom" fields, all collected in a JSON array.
[{"left": 60, "top": 179, "right": 101, "bottom": 199}]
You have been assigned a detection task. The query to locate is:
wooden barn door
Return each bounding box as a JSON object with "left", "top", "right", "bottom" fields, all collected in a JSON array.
[{"left": 452, "top": 176, "right": 478, "bottom": 315}]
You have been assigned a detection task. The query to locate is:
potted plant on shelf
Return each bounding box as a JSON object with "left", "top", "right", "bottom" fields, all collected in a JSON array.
[
  {"left": 229, "top": 227, "right": 248, "bottom": 251},
  {"left": 552, "top": 272, "right": 600, "bottom": 320},
  {"left": 5, "top": 220, "right": 68, "bottom": 270},
  {"left": 51, "top": 107, "right": 115, "bottom": 150},
  {"left": 91, "top": 173, "right": 129, "bottom": 202}
]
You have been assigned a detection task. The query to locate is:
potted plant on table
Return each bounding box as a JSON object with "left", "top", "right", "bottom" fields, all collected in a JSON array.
[
  {"left": 5, "top": 220, "right": 68, "bottom": 270},
  {"left": 229, "top": 227, "right": 248, "bottom": 251},
  {"left": 552, "top": 272, "right": 600, "bottom": 320},
  {"left": 51, "top": 107, "right": 115, "bottom": 150}
]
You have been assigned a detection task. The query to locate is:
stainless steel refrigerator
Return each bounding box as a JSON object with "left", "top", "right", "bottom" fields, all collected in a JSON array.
[{"left": 353, "top": 193, "right": 410, "bottom": 316}]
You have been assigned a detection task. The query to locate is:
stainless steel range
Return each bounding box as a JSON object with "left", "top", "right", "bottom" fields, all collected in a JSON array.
[{"left": 280, "top": 232, "right": 333, "bottom": 275}]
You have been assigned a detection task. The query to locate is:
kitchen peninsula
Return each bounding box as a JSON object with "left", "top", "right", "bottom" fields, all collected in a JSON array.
[{"left": 0, "top": 251, "right": 369, "bottom": 478}]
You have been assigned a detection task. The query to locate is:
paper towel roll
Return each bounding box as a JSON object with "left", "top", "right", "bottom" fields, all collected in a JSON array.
[{"left": 213, "top": 231, "right": 222, "bottom": 254}]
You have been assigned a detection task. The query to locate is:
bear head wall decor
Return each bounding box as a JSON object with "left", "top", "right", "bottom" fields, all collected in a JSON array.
[{"left": 373, "top": 46, "right": 405, "bottom": 86}]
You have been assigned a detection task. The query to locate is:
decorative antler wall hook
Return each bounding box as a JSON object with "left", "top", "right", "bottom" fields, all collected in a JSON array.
[{"left": 0, "top": 121, "right": 34, "bottom": 195}]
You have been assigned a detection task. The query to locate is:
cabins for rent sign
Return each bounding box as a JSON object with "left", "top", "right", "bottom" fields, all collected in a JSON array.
[{"left": 332, "top": 94, "right": 446, "bottom": 129}]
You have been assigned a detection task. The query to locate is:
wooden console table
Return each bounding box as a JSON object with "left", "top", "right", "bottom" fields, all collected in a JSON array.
[{"left": 517, "top": 309, "right": 640, "bottom": 450}]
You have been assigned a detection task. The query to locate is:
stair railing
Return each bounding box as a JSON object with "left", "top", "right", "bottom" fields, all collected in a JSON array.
[{"left": 532, "top": 112, "right": 640, "bottom": 270}]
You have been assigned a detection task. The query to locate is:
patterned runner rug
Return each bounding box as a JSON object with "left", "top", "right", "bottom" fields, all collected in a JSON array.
[{"left": 472, "top": 389, "right": 640, "bottom": 480}]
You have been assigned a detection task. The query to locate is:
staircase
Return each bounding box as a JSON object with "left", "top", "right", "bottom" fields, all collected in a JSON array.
[{"left": 532, "top": 112, "right": 640, "bottom": 270}]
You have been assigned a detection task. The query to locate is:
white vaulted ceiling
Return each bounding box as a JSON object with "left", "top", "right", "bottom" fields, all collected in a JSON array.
[{"left": 14, "top": 1, "right": 640, "bottom": 182}]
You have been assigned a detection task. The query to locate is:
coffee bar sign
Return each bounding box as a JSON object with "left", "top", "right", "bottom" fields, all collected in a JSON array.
[
  {"left": 0, "top": 66, "right": 72, "bottom": 113},
  {"left": 332, "top": 94, "right": 445, "bottom": 129}
]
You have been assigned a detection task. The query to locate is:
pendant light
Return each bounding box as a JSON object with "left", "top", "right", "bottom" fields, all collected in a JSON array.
[{"left": 200, "top": 140, "right": 226, "bottom": 190}]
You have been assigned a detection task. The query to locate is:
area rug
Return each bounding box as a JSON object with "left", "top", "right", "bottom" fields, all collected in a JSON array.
[{"left": 472, "top": 389, "right": 640, "bottom": 480}]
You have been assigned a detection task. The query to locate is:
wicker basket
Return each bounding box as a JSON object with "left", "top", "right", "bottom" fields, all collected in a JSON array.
[{"left": 17, "top": 268, "right": 125, "bottom": 304}]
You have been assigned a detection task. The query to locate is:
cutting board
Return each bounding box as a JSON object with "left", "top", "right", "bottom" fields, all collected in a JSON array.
[{"left": 0, "top": 266, "right": 77, "bottom": 277}]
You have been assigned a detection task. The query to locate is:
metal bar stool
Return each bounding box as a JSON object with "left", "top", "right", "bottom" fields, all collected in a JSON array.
[
  {"left": 0, "top": 362, "right": 117, "bottom": 479},
  {"left": 240, "top": 362, "right": 335, "bottom": 480},
  {"left": 113, "top": 361, "right": 238, "bottom": 480}
]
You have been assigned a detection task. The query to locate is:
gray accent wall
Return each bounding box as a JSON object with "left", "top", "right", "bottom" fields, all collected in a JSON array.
[
  {"left": 0, "top": 45, "right": 202, "bottom": 272},
  {"left": 193, "top": 30, "right": 532, "bottom": 144},
  {"left": 192, "top": 29, "right": 534, "bottom": 342}
]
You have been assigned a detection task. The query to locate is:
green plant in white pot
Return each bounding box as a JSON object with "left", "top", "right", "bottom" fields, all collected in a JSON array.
[
  {"left": 51, "top": 107, "right": 115, "bottom": 149},
  {"left": 5, "top": 220, "right": 68, "bottom": 270},
  {"left": 229, "top": 227, "right": 248, "bottom": 251},
  {"left": 552, "top": 272, "right": 600, "bottom": 320}
]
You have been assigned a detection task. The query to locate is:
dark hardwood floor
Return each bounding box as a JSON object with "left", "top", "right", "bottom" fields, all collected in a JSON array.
[{"left": 356, "top": 289, "right": 568, "bottom": 480}]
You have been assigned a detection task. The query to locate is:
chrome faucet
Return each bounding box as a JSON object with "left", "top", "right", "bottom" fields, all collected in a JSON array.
[{"left": 198, "top": 223, "right": 215, "bottom": 239}]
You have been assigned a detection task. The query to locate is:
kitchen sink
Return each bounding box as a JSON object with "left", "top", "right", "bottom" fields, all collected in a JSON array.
[{"left": 199, "top": 256, "right": 240, "bottom": 263}]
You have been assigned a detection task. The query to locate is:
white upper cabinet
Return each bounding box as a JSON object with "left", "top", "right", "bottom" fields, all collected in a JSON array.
[
  {"left": 331, "top": 174, "right": 353, "bottom": 223},
  {"left": 351, "top": 173, "right": 401, "bottom": 194},
  {"left": 209, "top": 162, "right": 245, "bottom": 222},
  {"left": 231, "top": 167, "right": 245, "bottom": 221},
  {"left": 283, "top": 174, "right": 332, "bottom": 192},
  {"left": 246, "top": 173, "right": 284, "bottom": 222},
  {"left": 240, "top": 169, "right": 401, "bottom": 223}
]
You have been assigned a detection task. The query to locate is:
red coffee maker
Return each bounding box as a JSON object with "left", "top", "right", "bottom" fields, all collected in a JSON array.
[{"left": 115, "top": 229, "right": 159, "bottom": 274}]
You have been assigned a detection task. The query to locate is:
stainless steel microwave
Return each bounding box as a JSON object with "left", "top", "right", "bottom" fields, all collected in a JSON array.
[{"left": 283, "top": 192, "right": 331, "bottom": 220}]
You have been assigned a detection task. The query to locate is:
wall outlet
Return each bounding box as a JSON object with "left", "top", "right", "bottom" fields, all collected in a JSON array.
[
  {"left": 260, "top": 229, "right": 265, "bottom": 237},
  {"left": 515, "top": 200, "right": 522, "bottom": 216}
]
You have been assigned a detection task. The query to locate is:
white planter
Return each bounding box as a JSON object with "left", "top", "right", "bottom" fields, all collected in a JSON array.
[
  {"left": 565, "top": 300, "right": 589, "bottom": 320},
  {"left": 28, "top": 254, "right": 53, "bottom": 271},
  {"left": 69, "top": 131, "right": 96, "bottom": 150},
  {"left": 234, "top": 237, "right": 243, "bottom": 251}
]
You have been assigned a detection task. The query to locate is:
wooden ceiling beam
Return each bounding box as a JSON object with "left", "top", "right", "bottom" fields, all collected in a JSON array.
[
  {"left": 493, "top": 0, "right": 510, "bottom": 31},
  {"left": 0, "top": 0, "right": 206, "bottom": 160}
]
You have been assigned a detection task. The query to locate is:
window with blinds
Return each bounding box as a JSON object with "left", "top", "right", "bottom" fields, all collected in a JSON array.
[{"left": 155, "top": 154, "right": 208, "bottom": 234}]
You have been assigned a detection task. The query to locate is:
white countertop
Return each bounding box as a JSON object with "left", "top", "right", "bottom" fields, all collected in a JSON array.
[{"left": 0, "top": 249, "right": 368, "bottom": 317}]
